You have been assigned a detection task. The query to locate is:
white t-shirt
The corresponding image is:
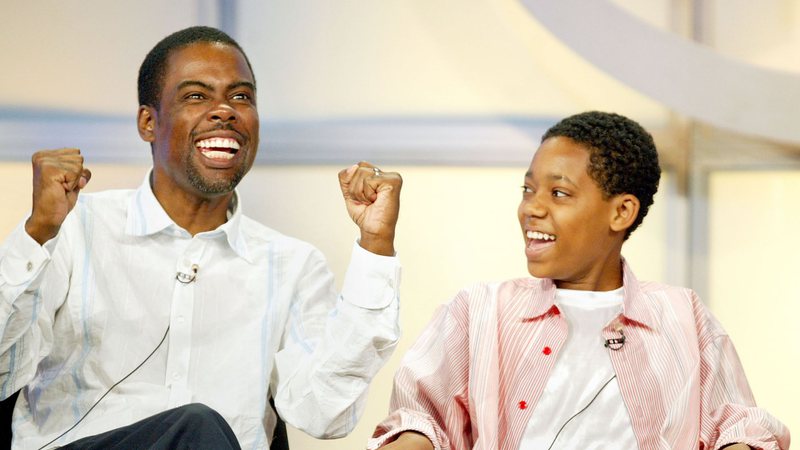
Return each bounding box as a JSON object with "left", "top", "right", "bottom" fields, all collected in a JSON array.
[{"left": 520, "top": 287, "right": 638, "bottom": 449}]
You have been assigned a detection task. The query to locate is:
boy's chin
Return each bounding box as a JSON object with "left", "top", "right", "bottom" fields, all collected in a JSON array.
[
  {"left": 527, "top": 262, "right": 553, "bottom": 279},
  {"left": 527, "top": 261, "right": 572, "bottom": 283}
]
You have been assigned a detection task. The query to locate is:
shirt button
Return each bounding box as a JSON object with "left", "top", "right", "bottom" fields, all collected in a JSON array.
[
  {"left": 542, "top": 346, "right": 552, "bottom": 355},
  {"left": 177, "top": 316, "right": 185, "bottom": 324},
  {"left": 26, "top": 261, "right": 33, "bottom": 272}
]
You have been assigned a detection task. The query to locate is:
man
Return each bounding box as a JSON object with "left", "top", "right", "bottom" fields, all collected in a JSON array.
[
  {"left": 369, "top": 112, "right": 789, "bottom": 449},
  {"left": 0, "top": 26, "right": 402, "bottom": 448}
]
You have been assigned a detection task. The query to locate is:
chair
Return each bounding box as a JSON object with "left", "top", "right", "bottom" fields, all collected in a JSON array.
[
  {"left": 269, "top": 396, "right": 290, "bottom": 450},
  {"left": 0, "top": 390, "right": 19, "bottom": 450}
]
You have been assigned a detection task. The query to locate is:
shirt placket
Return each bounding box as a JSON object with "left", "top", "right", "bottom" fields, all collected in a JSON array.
[{"left": 165, "top": 237, "right": 205, "bottom": 407}]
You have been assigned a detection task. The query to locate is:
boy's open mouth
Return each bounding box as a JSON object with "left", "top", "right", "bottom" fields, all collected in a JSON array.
[
  {"left": 526, "top": 230, "right": 557, "bottom": 256},
  {"left": 527, "top": 230, "right": 556, "bottom": 241}
]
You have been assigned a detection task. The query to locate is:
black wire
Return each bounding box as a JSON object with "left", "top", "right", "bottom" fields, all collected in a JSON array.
[
  {"left": 37, "top": 325, "right": 170, "bottom": 450},
  {"left": 546, "top": 374, "right": 617, "bottom": 450}
]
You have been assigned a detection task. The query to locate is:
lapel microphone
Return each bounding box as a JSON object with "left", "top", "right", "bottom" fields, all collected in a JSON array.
[
  {"left": 604, "top": 322, "right": 625, "bottom": 351},
  {"left": 176, "top": 264, "right": 199, "bottom": 284}
]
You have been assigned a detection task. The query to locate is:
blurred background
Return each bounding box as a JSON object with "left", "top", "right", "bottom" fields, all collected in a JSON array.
[{"left": 1, "top": 0, "right": 798, "bottom": 447}]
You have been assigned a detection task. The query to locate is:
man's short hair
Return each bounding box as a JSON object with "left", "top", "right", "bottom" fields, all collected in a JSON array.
[
  {"left": 542, "top": 111, "right": 661, "bottom": 239},
  {"left": 138, "top": 26, "right": 255, "bottom": 109}
]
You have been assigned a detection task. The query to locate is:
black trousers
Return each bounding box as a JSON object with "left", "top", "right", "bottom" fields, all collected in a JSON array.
[{"left": 60, "top": 403, "right": 241, "bottom": 450}]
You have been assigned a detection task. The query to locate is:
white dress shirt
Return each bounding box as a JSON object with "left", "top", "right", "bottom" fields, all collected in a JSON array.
[{"left": 0, "top": 173, "right": 401, "bottom": 449}]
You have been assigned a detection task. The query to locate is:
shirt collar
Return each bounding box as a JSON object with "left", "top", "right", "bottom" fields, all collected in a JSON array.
[
  {"left": 519, "top": 258, "right": 657, "bottom": 330},
  {"left": 125, "top": 170, "right": 252, "bottom": 263},
  {"left": 218, "top": 194, "right": 252, "bottom": 263}
]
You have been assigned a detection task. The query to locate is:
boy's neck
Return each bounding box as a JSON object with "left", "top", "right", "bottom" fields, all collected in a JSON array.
[{"left": 554, "top": 253, "right": 624, "bottom": 292}]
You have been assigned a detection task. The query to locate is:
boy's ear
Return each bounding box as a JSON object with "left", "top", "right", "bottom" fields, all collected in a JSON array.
[
  {"left": 137, "top": 105, "right": 156, "bottom": 143},
  {"left": 609, "top": 194, "right": 640, "bottom": 233}
]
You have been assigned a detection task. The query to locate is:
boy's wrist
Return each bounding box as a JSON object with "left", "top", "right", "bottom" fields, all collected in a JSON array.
[{"left": 392, "top": 431, "right": 434, "bottom": 449}]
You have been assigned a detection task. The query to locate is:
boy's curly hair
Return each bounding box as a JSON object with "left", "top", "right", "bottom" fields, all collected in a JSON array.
[{"left": 542, "top": 111, "right": 661, "bottom": 239}]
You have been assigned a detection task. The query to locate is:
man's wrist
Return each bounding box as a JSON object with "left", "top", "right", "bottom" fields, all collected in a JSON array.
[
  {"left": 359, "top": 232, "right": 395, "bottom": 256},
  {"left": 24, "top": 217, "right": 60, "bottom": 246}
]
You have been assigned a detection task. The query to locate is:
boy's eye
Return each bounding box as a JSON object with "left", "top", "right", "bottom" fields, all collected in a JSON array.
[
  {"left": 552, "top": 189, "right": 568, "bottom": 198},
  {"left": 185, "top": 93, "right": 205, "bottom": 100},
  {"left": 521, "top": 185, "right": 533, "bottom": 194}
]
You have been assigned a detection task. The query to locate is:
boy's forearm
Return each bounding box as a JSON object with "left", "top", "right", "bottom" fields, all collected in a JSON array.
[{"left": 378, "top": 432, "right": 434, "bottom": 450}]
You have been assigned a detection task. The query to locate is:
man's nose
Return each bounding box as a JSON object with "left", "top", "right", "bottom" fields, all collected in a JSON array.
[{"left": 208, "top": 103, "right": 237, "bottom": 122}]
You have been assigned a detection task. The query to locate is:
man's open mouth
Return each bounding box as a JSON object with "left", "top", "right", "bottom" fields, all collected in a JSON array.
[{"left": 195, "top": 137, "right": 240, "bottom": 160}]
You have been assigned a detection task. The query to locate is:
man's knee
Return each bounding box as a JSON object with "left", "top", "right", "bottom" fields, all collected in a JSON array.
[
  {"left": 173, "top": 403, "right": 226, "bottom": 426},
  {"left": 161, "top": 403, "right": 240, "bottom": 449}
]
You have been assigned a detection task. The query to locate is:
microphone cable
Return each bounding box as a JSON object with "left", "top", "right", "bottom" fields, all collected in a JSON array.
[
  {"left": 37, "top": 325, "right": 170, "bottom": 450},
  {"left": 546, "top": 374, "right": 617, "bottom": 450}
]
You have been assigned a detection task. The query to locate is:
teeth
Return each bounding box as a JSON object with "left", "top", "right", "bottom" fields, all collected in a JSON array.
[
  {"left": 526, "top": 230, "right": 556, "bottom": 241},
  {"left": 201, "top": 150, "right": 235, "bottom": 160},
  {"left": 196, "top": 137, "right": 240, "bottom": 150}
]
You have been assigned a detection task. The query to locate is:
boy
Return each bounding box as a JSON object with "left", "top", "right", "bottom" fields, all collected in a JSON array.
[{"left": 368, "top": 112, "right": 789, "bottom": 449}]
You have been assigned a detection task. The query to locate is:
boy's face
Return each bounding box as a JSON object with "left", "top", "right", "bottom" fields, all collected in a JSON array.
[{"left": 518, "top": 136, "right": 626, "bottom": 290}]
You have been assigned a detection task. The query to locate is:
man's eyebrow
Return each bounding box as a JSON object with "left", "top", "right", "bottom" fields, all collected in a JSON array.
[
  {"left": 228, "top": 81, "right": 256, "bottom": 92},
  {"left": 175, "top": 80, "right": 256, "bottom": 94},
  {"left": 176, "top": 80, "right": 214, "bottom": 92}
]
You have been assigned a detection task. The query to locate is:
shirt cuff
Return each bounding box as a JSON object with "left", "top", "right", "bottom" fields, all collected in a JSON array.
[
  {"left": 0, "top": 220, "right": 56, "bottom": 287},
  {"left": 340, "top": 239, "right": 401, "bottom": 310}
]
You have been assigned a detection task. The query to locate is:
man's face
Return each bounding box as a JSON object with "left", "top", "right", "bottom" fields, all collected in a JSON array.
[
  {"left": 517, "top": 136, "right": 622, "bottom": 289},
  {"left": 143, "top": 41, "right": 259, "bottom": 199}
]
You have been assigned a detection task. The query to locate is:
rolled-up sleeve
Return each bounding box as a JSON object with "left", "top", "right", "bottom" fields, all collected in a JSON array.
[{"left": 695, "top": 296, "right": 791, "bottom": 450}]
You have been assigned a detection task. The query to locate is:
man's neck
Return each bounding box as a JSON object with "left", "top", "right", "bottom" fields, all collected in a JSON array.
[{"left": 152, "top": 185, "right": 233, "bottom": 236}]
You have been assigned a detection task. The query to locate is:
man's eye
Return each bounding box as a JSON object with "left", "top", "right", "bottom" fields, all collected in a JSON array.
[
  {"left": 521, "top": 185, "right": 533, "bottom": 194},
  {"left": 232, "top": 92, "right": 251, "bottom": 101},
  {"left": 553, "top": 189, "right": 568, "bottom": 198},
  {"left": 186, "top": 93, "right": 205, "bottom": 100}
]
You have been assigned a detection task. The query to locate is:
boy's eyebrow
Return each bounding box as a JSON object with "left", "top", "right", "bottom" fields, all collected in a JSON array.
[
  {"left": 524, "top": 170, "right": 577, "bottom": 186},
  {"left": 549, "top": 173, "right": 577, "bottom": 186}
]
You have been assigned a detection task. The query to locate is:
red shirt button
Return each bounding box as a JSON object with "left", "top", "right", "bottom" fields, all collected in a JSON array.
[
  {"left": 543, "top": 346, "right": 552, "bottom": 355},
  {"left": 518, "top": 401, "right": 527, "bottom": 409}
]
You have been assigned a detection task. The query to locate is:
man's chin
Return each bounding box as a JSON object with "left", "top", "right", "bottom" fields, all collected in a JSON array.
[{"left": 187, "top": 167, "right": 246, "bottom": 196}]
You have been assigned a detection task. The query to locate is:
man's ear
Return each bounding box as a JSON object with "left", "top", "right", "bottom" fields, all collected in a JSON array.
[
  {"left": 137, "top": 105, "right": 156, "bottom": 143},
  {"left": 610, "top": 194, "right": 640, "bottom": 233}
]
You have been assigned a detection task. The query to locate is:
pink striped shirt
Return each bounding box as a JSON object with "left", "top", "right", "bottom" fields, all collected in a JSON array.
[{"left": 369, "top": 262, "right": 790, "bottom": 450}]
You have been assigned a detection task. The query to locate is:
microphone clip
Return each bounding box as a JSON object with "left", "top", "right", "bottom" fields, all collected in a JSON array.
[
  {"left": 176, "top": 264, "right": 199, "bottom": 284},
  {"left": 604, "top": 329, "right": 625, "bottom": 351}
]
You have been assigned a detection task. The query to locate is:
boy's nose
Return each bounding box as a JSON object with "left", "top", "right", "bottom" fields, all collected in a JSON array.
[{"left": 522, "top": 196, "right": 547, "bottom": 218}]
